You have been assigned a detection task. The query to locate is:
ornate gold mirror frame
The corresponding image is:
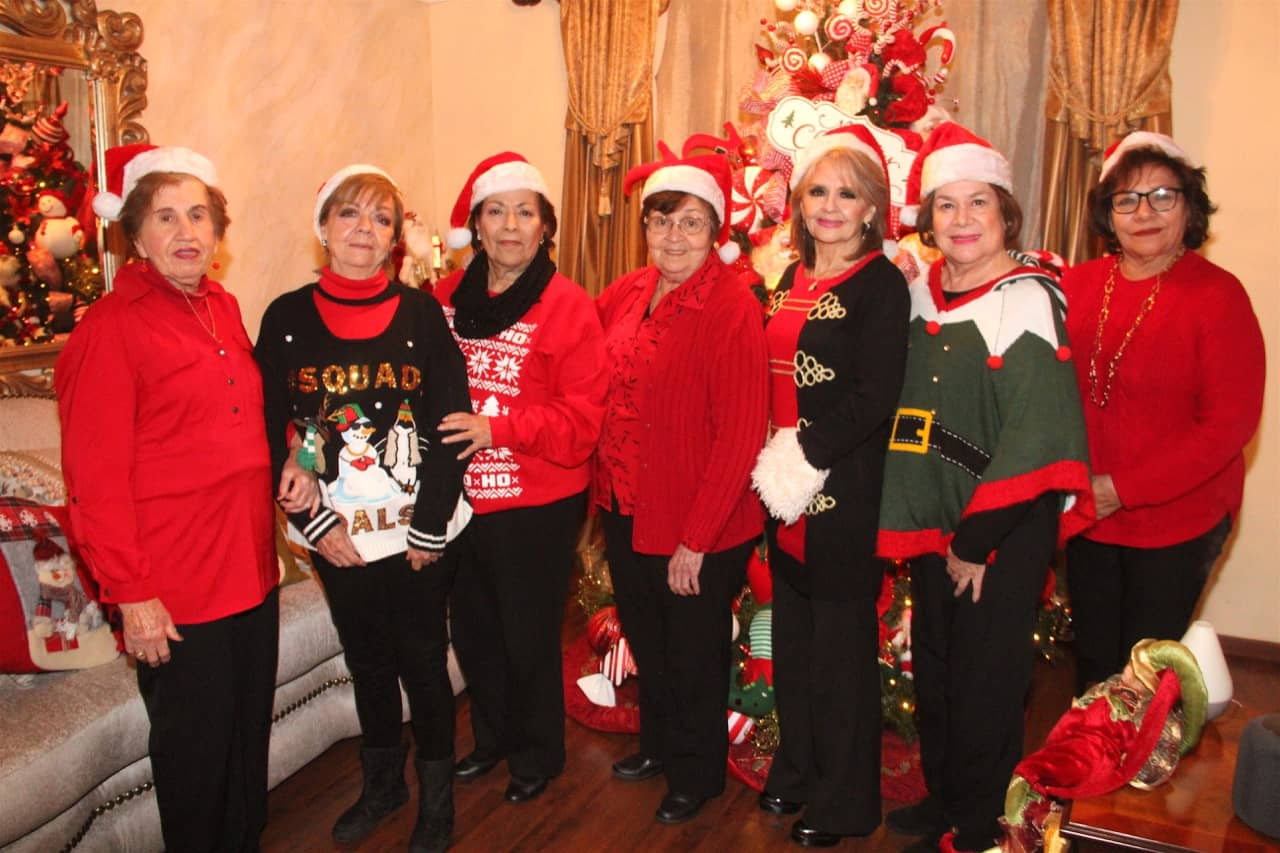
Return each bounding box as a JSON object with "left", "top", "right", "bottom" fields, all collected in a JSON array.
[{"left": 0, "top": 0, "right": 146, "bottom": 372}]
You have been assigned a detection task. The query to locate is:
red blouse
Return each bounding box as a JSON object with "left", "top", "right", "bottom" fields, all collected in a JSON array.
[{"left": 56, "top": 262, "right": 277, "bottom": 624}]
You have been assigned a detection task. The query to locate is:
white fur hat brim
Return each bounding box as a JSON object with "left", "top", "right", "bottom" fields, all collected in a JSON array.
[
  {"left": 920, "top": 142, "right": 1012, "bottom": 199},
  {"left": 314, "top": 164, "right": 398, "bottom": 242},
  {"left": 641, "top": 164, "right": 726, "bottom": 225},
  {"left": 1099, "top": 132, "right": 1192, "bottom": 181},
  {"left": 790, "top": 134, "right": 882, "bottom": 190},
  {"left": 468, "top": 160, "right": 550, "bottom": 213}
]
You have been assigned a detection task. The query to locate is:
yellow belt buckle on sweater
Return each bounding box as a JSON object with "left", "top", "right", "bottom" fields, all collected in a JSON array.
[{"left": 889, "top": 408, "right": 933, "bottom": 454}]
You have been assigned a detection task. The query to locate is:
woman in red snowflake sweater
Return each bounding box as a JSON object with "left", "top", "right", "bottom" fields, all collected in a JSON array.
[{"left": 433, "top": 153, "right": 607, "bottom": 805}]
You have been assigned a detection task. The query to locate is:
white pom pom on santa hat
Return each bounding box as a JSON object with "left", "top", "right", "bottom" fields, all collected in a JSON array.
[
  {"left": 447, "top": 152, "right": 550, "bottom": 250},
  {"left": 91, "top": 143, "right": 219, "bottom": 223}
]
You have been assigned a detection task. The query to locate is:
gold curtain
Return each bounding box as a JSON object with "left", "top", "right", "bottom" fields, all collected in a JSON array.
[
  {"left": 559, "top": 0, "right": 666, "bottom": 295},
  {"left": 1041, "top": 0, "right": 1177, "bottom": 264}
]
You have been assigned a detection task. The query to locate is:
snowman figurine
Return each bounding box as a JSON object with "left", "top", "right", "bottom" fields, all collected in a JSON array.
[{"left": 34, "top": 190, "right": 85, "bottom": 260}]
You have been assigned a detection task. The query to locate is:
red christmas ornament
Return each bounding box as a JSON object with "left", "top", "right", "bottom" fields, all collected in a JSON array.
[{"left": 586, "top": 606, "right": 622, "bottom": 653}]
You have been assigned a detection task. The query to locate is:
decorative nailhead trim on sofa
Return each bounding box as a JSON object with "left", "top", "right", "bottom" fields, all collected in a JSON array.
[{"left": 60, "top": 675, "right": 354, "bottom": 851}]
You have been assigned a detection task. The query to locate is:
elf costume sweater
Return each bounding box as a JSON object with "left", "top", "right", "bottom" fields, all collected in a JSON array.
[
  {"left": 433, "top": 269, "right": 607, "bottom": 513},
  {"left": 255, "top": 281, "right": 470, "bottom": 560},
  {"left": 1063, "top": 251, "right": 1265, "bottom": 547},
  {"left": 877, "top": 254, "right": 1095, "bottom": 560}
]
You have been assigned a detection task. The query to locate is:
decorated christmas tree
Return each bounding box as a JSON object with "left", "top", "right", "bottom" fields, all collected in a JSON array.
[{"left": 0, "top": 61, "right": 104, "bottom": 347}]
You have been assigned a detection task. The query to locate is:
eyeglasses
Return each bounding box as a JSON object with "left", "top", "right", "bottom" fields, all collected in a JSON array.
[
  {"left": 1109, "top": 186, "right": 1184, "bottom": 214},
  {"left": 644, "top": 214, "right": 709, "bottom": 236}
]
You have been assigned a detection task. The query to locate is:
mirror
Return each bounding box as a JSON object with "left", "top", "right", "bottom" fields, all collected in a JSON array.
[{"left": 0, "top": 0, "right": 146, "bottom": 371}]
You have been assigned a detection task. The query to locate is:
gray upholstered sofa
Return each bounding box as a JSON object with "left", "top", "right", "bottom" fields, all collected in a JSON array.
[{"left": 0, "top": 367, "right": 461, "bottom": 852}]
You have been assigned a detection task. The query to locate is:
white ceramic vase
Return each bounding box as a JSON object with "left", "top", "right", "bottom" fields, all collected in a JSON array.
[{"left": 1180, "top": 619, "right": 1234, "bottom": 719}]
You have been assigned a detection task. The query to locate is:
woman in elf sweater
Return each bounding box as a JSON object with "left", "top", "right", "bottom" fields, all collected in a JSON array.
[
  {"left": 594, "top": 145, "right": 768, "bottom": 826},
  {"left": 750, "top": 125, "right": 909, "bottom": 848},
  {"left": 876, "top": 123, "right": 1095, "bottom": 853},
  {"left": 434, "top": 153, "right": 607, "bottom": 805},
  {"left": 255, "top": 165, "right": 470, "bottom": 853},
  {"left": 1064, "top": 132, "right": 1265, "bottom": 692}
]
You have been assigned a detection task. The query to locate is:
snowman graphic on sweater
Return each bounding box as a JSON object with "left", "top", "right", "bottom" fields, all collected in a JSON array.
[{"left": 327, "top": 403, "right": 396, "bottom": 504}]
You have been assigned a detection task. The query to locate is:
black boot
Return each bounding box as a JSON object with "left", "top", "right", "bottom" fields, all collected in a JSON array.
[
  {"left": 410, "top": 756, "right": 454, "bottom": 853},
  {"left": 332, "top": 744, "right": 410, "bottom": 843}
]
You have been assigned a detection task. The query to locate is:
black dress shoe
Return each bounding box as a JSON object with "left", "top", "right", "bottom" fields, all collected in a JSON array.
[
  {"left": 790, "top": 819, "right": 842, "bottom": 848},
  {"left": 758, "top": 791, "right": 804, "bottom": 815},
  {"left": 612, "top": 753, "right": 664, "bottom": 781},
  {"left": 655, "top": 792, "right": 707, "bottom": 824},
  {"left": 503, "top": 774, "right": 548, "bottom": 803},
  {"left": 453, "top": 753, "right": 499, "bottom": 781}
]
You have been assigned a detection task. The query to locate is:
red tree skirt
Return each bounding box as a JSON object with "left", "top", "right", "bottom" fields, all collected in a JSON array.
[{"left": 564, "top": 635, "right": 925, "bottom": 801}]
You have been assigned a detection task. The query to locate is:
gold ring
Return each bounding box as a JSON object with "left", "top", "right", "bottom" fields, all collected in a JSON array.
[{"left": 135, "top": 651, "right": 146, "bottom": 659}]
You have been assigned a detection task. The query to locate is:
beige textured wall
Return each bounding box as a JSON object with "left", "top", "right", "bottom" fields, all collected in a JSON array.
[
  {"left": 425, "top": 0, "right": 567, "bottom": 238},
  {"left": 1172, "top": 0, "right": 1279, "bottom": 642},
  {"left": 110, "top": 0, "right": 441, "bottom": 338}
]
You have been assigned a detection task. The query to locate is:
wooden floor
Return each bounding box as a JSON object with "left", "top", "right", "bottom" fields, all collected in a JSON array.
[{"left": 262, "top": 636, "right": 1278, "bottom": 852}]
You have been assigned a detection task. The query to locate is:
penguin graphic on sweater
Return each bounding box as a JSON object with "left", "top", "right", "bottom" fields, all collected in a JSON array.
[{"left": 381, "top": 399, "right": 422, "bottom": 494}]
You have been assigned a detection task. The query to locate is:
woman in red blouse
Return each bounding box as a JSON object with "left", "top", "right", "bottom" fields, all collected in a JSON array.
[
  {"left": 1064, "top": 132, "right": 1265, "bottom": 691},
  {"left": 57, "top": 145, "right": 279, "bottom": 852},
  {"left": 594, "top": 147, "right": 769, "bottom": 825}
]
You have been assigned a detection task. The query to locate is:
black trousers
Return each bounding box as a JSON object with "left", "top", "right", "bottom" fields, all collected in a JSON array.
[
  {"left": 909, "top": 497, "right": 1057, "bottom": 849},
  {"left": 601, "top": 509, "right": 752, "bottom": 798},
  {"left": 314, "top": 550, "right": 454, "bottom": 758},
  {"left": 137, "top": 587, "right": 279, "bottom": 853},
  {"left": 765, "top": 568, "right": 882, "bottom": 835},
  {"left": 1066, "top": 514, "right": 1231, "bottom": 692},
  {"left": 449, "top": 492, "right": 586, "bottom": 779}
]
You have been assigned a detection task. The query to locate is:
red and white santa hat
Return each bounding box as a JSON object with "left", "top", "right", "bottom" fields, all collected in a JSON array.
[
  {"left": 900, "top": 121, "right": 1011, "bottom": 228},
  {"left": 1099, "top": 131, "right": 1191, "bottom": 181},
  {"left": 446, "top": 152, "right": 550, "bottom": 250},
  {"left": 91, "top": 143, "right": 219, "bottom": 222},
  {"left": 313, "top": 164, "right": 399, "bottom": 241},
  {"left": 623, "top": 145, "right": 741, "bottom": 263}
]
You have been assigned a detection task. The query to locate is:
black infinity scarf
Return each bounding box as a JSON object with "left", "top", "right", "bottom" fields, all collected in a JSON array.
[{"left": 451, "top": 246, "right": 556, "bottom": 339}]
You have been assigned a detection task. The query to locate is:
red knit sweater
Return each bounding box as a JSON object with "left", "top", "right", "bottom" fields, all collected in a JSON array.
[
  {"left": 1063, "top": 251, "right": 1265, "bottom": 547},
  {"left": 434, "top": 269, "right": 607, "bottom": 513},
  {"left": 594, "top": 255, "right": 768, "bottom": 555}
]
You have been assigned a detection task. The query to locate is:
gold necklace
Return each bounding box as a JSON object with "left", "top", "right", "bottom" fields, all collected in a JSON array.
[
  {"left": 178, "top": 285, "right": 220, "bottom": 343},
  {"left": 1087, "top": 251, "right": 1182, "bottom": 408}
]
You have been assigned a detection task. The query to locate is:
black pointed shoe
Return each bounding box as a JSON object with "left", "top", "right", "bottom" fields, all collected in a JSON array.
[
  {"left": 655, "top": 792, "right": 707, "bottom": 824},
  {"left": 790, "top": 819, "right": 843, "bottom": 848},
  {"left": 758, "top": 791, "right": 804, "bottom": 815},
  {"left": 453, "top": 752, "right": 500, "bottom": 781},
  {"left": 612, "top": 753, "right": 664, "bottom": 781},
  {"left": 503, "top": 774, "right": 549, "bottom": 803}
]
